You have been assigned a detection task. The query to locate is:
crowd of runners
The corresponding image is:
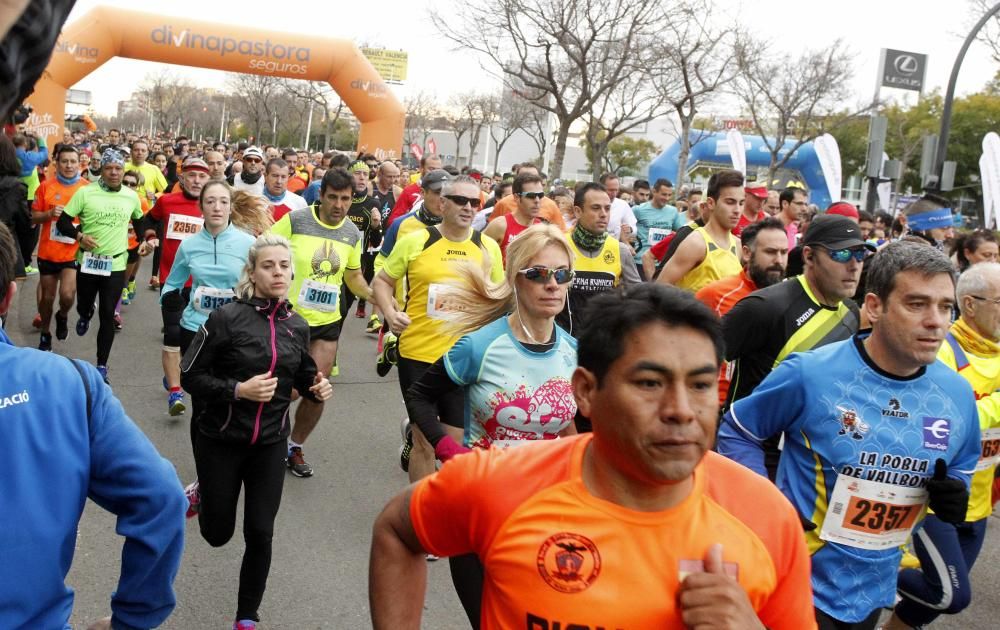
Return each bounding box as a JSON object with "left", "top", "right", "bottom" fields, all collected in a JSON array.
[{"left": 2, "top": 125, "right": 999, "bottom": 630}]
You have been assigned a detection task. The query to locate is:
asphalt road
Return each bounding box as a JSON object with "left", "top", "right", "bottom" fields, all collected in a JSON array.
[{"left": 6, "top": 269, "right": 1000, "bottom": 629}]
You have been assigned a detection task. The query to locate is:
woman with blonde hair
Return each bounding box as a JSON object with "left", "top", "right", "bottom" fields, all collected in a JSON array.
[
  {"left": 230, "top": 190, "right": 274, "bottom": 236},
  {"left": 180, "top": 233, "right": 331, "bottom": 630},
  {"left": 404, "top": 223, "right": 579, "bottom": 628}
]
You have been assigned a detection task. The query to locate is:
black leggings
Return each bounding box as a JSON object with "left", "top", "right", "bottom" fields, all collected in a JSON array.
[
  {"left": 76, "top": 269, "right": 126, "bottom": 366},
  {"left": 397, "top": 356, "right": 464, "bottom": 428},
  {"left": 179, "top": 327, "right": 200, "bottom": 450},
  {"left": 194, "top": 433, "right": 286, "bottom": 622},
  {"left": 339, "top": 252, "right": 377, "bottom": 316}
]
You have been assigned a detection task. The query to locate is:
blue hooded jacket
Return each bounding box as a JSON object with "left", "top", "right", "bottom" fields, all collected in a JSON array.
[{"left": 0, "top": 327, "right": 186, "bottom": 630}]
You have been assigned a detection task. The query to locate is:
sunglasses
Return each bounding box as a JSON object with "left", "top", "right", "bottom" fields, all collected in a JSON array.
[
  {"left": 518, "top": 192, "right": 546, "bottom": 200},
  {"left": 444, "top": 194, "right": 482, "bottom": 209},
  {"left": 823, "top": 247, "right": 870, "bottom": 263},
  {"left": 518, "top": 266, "right": 575, "bottom": 284},
  {"left": 124, "top": 181, "right": 138, "bottom": 188},
  {"left": 244, "top": 157, "right": 262, "bottom": 164}
]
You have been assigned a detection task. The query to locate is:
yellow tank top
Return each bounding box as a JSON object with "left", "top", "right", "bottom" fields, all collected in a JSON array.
[{"left": 677, "top": 226, "right": 741, "bottom": 292}]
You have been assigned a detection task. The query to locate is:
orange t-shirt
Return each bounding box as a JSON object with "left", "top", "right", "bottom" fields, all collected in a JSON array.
[
  {"left": 411, "top": 434, "right": 816, "bottom": 630},
  {"left": 127, "top": 195, "right": 152, "bottom": 250},
  {"left": 490, "top": 194, "right": 566, "bottom": 231},
  {"left": 286, "top": 175, "right": 306, "bottom": 193},
  {"left": 696, "top": 269, "right": 758, "bottom": 405},
  {"left": 33, "top": 178, "right": 89, "bottom": 263}
]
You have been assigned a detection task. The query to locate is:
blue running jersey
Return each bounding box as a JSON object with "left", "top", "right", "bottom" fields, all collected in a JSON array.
[
  {"left": 718, "top": 336, "right": 980, "bottom": 622},
  {"left": 443, "top": 317, "right": 578, "bottom": 449}
]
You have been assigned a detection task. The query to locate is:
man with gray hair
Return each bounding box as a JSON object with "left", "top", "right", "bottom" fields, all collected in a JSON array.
[
  {"left": 886, "top": 261, "right": 1000, "bottom": 630},
  {"left": 718, "top": 241, "right": 980, "bottom": 630}
]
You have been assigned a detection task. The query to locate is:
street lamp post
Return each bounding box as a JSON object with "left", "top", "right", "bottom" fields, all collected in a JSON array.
[{"left": 932, "top": 2, "right": 1000, "bottom": 192}]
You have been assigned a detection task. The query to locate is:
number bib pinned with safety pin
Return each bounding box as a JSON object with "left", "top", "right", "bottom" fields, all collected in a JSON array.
[
  {"left": 976, "top": 428, "right": 1000, "bottom": 472},
  {"left": 81, "top": 252, "right": 113, "bottom": 276},
  {"left": 820, "top": 473, "right": 927, "bottom": 551},
  {"left": 297, "top": 279, "right": 340, "bottom": 312}
]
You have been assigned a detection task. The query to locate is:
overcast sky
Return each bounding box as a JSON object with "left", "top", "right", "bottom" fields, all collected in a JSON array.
[{"left": 64, "top": 0, "right": 1000, "bottom": 117}]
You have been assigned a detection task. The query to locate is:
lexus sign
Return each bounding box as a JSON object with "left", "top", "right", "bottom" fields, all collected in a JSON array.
[{"left": 880, "top": 48, "right": 927, "bottom": 92}]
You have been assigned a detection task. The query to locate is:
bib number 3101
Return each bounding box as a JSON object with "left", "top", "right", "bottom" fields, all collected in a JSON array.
[{"left": 297, "top": 279, "right": 340, "bottom": 312}]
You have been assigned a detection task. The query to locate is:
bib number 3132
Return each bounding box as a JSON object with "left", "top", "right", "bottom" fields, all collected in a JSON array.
[{"left": 81, "top": 252, "right": 113, "bottom": 276}]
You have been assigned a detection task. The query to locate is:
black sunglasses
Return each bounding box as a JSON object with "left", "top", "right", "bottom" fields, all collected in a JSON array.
[
  {"left": 518, "top": 191, "right": 546, "bottom": 200},
  {"left": 444, "top": 194, "right": 482, "bottom": 209},
  {"left": 518, "top": 266, "right": 574, "bottom": 284}
]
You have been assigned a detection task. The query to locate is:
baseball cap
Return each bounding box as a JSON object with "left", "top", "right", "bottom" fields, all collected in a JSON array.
[
  {"left": 181, "top": 157, "right": 210, "bottom": 174},
  {"left": 745, "top": 185, "right": 768, "bottom": 200},
  {"left": 243, "top": 146, "right": 264, "bottom": 161},
  {"left": 802, "top": 214, "right": 875, "bottom": 251},
  {"left": 826, "top": 202, "right": 860, "bottom": 220},
  {"left": 421, "top": 169, "right": 451, "bottom": 192}
]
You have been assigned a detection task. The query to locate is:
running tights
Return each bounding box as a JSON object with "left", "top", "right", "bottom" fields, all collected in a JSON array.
[
  {"left": 194, "top": 433, "right": 286, "bottom": 622},
  {"left": 76, "top": 269, "right": 126, "bottom": 366}
]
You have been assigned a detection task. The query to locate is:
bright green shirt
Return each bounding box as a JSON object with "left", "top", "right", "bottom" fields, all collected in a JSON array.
[
  {"left": 270, "top": 206, "right": 363, "bottom": 327},
  {"left": 62, "top": 182, "right": 143, "bottom": 272},
  {"left": 125, "top": 162, "right": 168, "bottom": 200}
]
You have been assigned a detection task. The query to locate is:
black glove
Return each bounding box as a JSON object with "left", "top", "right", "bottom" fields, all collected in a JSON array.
[{"left": 927, "top": 458, "right": 969, "bottom": 524}]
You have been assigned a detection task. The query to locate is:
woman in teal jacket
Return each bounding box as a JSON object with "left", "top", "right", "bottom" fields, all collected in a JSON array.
[{"left": 162, "top": 179, "right": 254, "bottom": 420}]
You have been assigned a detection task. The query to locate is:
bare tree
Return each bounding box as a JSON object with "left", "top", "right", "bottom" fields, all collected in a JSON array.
[
  {"left": 281, "top": 80, "right": 345, "bottom": 151},
  {"left": 444, "top": 95, "right": 474, "bottom": 166},
  {"left": 227, "top": 73, "right": 284, "bottom": 143},
  {"left": 138, "top": 71, "right": 196, "bottom": 134},
  {"left": 451, "top": 92, "right": 496, "bottom": 170},
  {"left": 647, "top": 0, "right": 745, "bottom": 191},
  {"left": 735, "top": 40, "right": 869, "bottom": 183},
  {"left": 524, "top": 102, "right": 551, "bottom": 168},
  {"left": 433, "top": 0, "right": 660, "bottom": 179},
  {"left": 403, "top": 90, "right": 439, "bottom": 152},
  {"left": 970, "top": 0, "right": 1000, "bottom": 63},
  {"left": 488, "top": 90, "right": 531, "bottom": 172}
]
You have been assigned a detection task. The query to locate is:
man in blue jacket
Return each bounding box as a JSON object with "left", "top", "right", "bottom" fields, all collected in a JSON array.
[{"left": 0, "top": 220, "right": 187, "bottom": 628}]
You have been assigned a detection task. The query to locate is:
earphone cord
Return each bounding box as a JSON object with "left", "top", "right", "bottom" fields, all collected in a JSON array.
[{"left": 514, "top": 286, "right": 554, "bottom": 345}]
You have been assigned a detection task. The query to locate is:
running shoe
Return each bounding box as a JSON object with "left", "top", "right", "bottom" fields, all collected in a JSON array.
[
  {"left": 55, "top": 313, "right": 68, "bottom": 340},
  {"left": 366, "top": 314, "right": 381, "bottom": 334},
  {"left": 168, "top": 391, "right": 186, "bottom": 416},
  {"left": 233, "top": 620, "right": 256, "bottom": 630},
  {"left": 76, "top": 315, "right": 91, "bottom": 336},
  {"left": 376, "top": 332, "right": 399, "bottom": 377},
  {"left": 31, "top": 313, "right": 41, "bottom": 329},
  {"left": 96, "top": 365, "right": 110, "bottom": 384},
  {"left": 24, "top": 265, "right": 38, "bottom": 276},
  {"left": 127, "top": 281, "right": 137, "bottom": 301},
  {"left": 426, "top": 554, "right": 440, "bottom": 562},
  {"left": 184, "top": 480, "right": 200, "bottom": 519},
  {"left": 113, "top": 312, "right": 123, "bottom": 331},
  {"left": 355, "top": 306, "right": 366, "bottom": 318},
  {"left": 399, "top": 417, "right": 413, "bottom": 473},
  {"left": 149, "top": 276, "right": 160, "bottom": 290},
  {"left": 38, "top": 332, "right": 52, "bottom": 351},
  {"left": 286, "top": 447, "right": 314, "bottom": 477},
  {"left": 121, "top": 288, "right": 131, "bottom": 305}
]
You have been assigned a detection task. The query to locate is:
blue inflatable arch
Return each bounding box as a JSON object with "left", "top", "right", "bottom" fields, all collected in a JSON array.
[{"left": 648, "top": 131, "right": 831, "bottom": 209}]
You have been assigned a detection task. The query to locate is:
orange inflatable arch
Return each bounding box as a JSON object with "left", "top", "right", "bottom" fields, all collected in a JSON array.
[{"left": 29, "top": 6, "right": 404, "bottom": 158}]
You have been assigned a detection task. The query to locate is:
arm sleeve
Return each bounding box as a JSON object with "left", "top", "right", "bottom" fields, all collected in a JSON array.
[
  {"left": 716, "top": 356, "right": 807, "bottom": 477},
  {"left": 160, "top": 245, "right": 190, "bottom": 299},
  {"left": 180, "top": 314, "right": 240, "bottom": 401},
  {"left": 56, "top": 209, "right": 80, "bottom": 240},
  {"left": 404, "top": 358, "right": 463, "bottom": 448},
  {"left": 618, "top": 242, "right": 641, "bottom": 287},
  {"left": 292, "top": 331, "right": 321, "bottom": 403},
  {"left": 80, "top": 364, "right": 186, "bottom": 630}
]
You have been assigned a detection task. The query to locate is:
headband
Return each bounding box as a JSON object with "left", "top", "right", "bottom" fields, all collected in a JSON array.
[
  {"left": 908, "top": 207, "right": 953, "bottom": 232},
  {"left": 100, "top": 148, "right": 125, "bottom": 167}
]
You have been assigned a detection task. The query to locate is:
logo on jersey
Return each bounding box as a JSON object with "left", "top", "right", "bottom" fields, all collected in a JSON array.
[
  {"left": 882, "top": 398, "right": 910, "bottom": 419},
  {"left": 537, "top": 532, "right": 601, "bottom": 593},
  {"left": 837, "top": 406, "right": 869, "bottom": 440},
  {"left": 602, "top": 250, "right": 616, "bottom": 265},
  {"left": 310, "top": 242, "right": 342, "bottom": 280},
  {"left": 923, "top": 417, "right": 951, "bottom": 451}
]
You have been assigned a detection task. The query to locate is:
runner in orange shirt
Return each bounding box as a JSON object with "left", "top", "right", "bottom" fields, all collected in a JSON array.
[
  {"left": 370, "top": 284, "right": 816, "bottom": 630},
  {"left": 31, "top": 144, "right": 89, "bottom": 351},
  {"left": 696, "top": 217, "right": 788, "bottom": 405}
]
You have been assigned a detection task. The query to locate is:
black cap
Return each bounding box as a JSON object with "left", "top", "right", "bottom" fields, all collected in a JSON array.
[
  {"left": 421, "top": 169, "right": 451, "bottom": 192},
  {"left": 802, "top": 214, "right": 876, "bottom": 251}
]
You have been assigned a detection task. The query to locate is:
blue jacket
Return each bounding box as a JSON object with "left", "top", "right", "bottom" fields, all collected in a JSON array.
[
  {"left": 0, "top": 327, "right": 186, "bottom": 630},
  {"left": 15, "top": 141, "right": 47, "bottom": 177},
  {"left": 161, "top": 222, "right": 255, "bottom": 333},
  {"left": 302, "top": 180, "right": 321, "bottom": 206}
]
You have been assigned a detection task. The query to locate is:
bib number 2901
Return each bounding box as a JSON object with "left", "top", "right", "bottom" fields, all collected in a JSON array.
[{"left": 81, "top": 252, "right": 113, "bottom": 276}]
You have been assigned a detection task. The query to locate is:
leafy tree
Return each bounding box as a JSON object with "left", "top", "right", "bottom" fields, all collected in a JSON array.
[{"left": 585, "top": 134, "right": 659, "bottom": 176}]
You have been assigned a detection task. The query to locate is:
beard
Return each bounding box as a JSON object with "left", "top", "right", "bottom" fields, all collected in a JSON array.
[{"left": 748, "top": 262, "right": 785, "bottom": 288}]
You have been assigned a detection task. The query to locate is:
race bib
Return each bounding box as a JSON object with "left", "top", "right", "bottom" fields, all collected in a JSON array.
[
  {"left": 49, "top": 220, "right": 76, "bottom": 245},
  {"left": 297, "top": 278, "right": 340, "bottom": 312},
  {"left": 81, "top": 252, "right": 113, "bottom": 276},
  {"left": 820, "top": 473, "right": 927, "bottom": 550},
  {"left": 193, "top": 286, "right": 235, "bottom": 315},
  {"left": 647, "top": 227, "right": 672, "bottom": 245},
  {"left": 976, "top": 427, "right": 1000, "bottom": 472},
  {"left": 427, "top": 283, "right": 458, "bottom": 321},
  {"left": 166, "top": 214, "right": 204, "bottom": 241}
]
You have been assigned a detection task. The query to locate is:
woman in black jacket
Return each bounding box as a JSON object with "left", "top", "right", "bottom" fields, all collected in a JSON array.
[{"left": 181, "top": 233, "right": 332, "bottom": 630}]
